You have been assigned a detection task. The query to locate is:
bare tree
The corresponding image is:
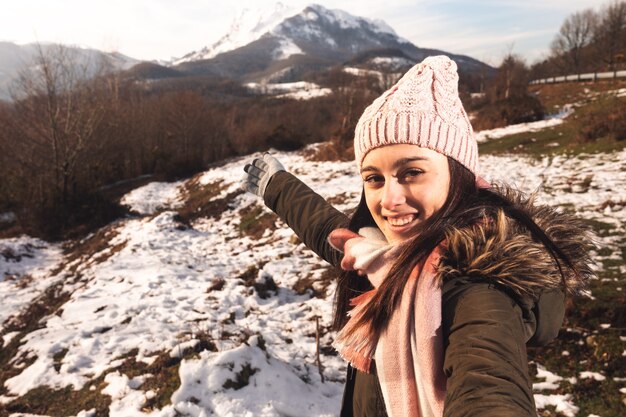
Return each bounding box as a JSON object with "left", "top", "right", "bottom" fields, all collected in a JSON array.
[
  {"left": 594, "top": 0, "right": 626, "bottom": 73},
  {"left": 10, "top": 44, "right": 116, "bottom": 206},
  {"left": 162, "top": 91, "right": 208, "bottom": 174},
  {"left": 491, "top": 53, "right": 529, "bottom": 101},
  {"left": 0, "top": 42, "right": 126, "bottom": 239},
  {"left": 551, "top": 9, "right": 598, "bottom": 76}
]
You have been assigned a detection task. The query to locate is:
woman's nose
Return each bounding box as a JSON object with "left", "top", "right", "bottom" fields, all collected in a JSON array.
[{"left": 381, "top": 178, "right": 405, "bottom": 208}]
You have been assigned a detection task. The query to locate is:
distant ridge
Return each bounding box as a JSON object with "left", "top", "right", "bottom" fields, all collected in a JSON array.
[{"left": 167, "top": 3, "right": 491, "bottom": 84}]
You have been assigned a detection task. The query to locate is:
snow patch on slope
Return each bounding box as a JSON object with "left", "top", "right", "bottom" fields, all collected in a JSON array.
[
  {"left": 246, "top": 81, "right": 332, "bottom": 100},
  {"left": 308, "top": 4, "right": 396, "bottom": 36},
  {"left": 272, "top": 37, "right": 304, "bottom": 60},
  {"left": 0, "top": 236, "right": 64, "bottom": 325},
  {"left": 120, "top": 180, "right": 185, "bottom": 215},
  {"left": 475, "top": 105, "right": 575, "bottom": 143}
]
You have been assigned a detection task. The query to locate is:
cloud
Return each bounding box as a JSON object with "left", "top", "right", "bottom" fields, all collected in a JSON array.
[{"left": 1, "top": 0, "right": 605, "bottom": 62}]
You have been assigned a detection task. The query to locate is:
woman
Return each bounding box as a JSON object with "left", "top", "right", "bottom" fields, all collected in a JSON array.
[{"left": 242, "top": 56, "right": 593, "bottom": 417}]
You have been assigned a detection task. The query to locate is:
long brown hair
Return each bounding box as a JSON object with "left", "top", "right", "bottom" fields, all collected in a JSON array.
[{"left": 332, "top": 157, "right": 581, "bottom": 332}]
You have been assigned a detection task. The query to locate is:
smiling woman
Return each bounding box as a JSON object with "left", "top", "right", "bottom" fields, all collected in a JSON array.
[
  {"left": 242, "top": 55, "right": 594, "bottom": 417},
  {"left": 360, "top": 145, "right": 451, "bottom": 243}
]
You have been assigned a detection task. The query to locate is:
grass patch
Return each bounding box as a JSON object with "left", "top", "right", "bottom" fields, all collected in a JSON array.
[
  {"left": 528, "top": 274, "right": 625, "bottom": 417},
  {"left": 222, "top": 363, "right": 259, "bottom": 390},
  {"left": 206, "top": 278, "right": 226, "bottom": 292},
  {"left": 53, "top": 225, "right": 125, "bottom": 276},
  {"left": 0, "top": 338, "right": 37, "bottom": 397},
  {"left": 575, "top": 95, "right": 626, "bottom": 142},
  {"left": 238, "top": 205, "right": 277, "bottom": 239},
  {"left": 479, "top": 83, "right": 626, "bottom": 158},
  {"left": 53, "top": 348, "right": 69, "bottom": 372},
  {"left": 302, "top": 137, "right": 354, "bottom": 162},
  {"left": 326, "top": 193, "right": 351, "bottom": 206},
  {"left": 139, "top": 355, "right": 182, "bottom": 411},
  {"left": 112, "top": 334, "right": 218, "bottom": 412},
  {"left": 176, "top": 177, "right": 243, "bottom": 225},
  {"left": 139, "top": 334, "right": 218, "bottom": 410},
  {"left": 478, "top": 122, "right": 626, "bottom": 158},
  {"left": 293, "top": 267, "right": 336, "bottom": 299},
  {"left": 238, "top": 263, "right": 277, "bottom": 299},
  {"left": 579, "top": 218, "right": 618, "bottom": 238},
  {"left": 529, "top": 80, "right": 625, "bottom": 110},
  {"left": 2, "top": 377, "right": 112, "bottom": 417}
]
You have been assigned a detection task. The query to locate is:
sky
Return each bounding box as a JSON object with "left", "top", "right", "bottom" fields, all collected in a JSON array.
[{"left": 1, "top": 0, "right": 607, "bottom": 66}]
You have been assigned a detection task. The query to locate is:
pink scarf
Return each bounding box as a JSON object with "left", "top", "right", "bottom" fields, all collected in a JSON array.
[{"left": 329, "top": 228, "right": 446, "bottom": 417}]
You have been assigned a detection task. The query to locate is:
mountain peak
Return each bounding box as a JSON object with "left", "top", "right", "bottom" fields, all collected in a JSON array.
[
  {"left": 171, "top": 3, "right": 400, "bottom": 65},
  {"left": 172, "top": 2, "right": 301, "bottom": 65},
  {"left": 303, "top": 4, "right": 397, "bottom": 37}
]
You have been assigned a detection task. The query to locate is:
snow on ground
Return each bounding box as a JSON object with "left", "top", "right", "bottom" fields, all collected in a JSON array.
[
  {"left": 119, "top": 180, "right": 185, "bottom": 215},
  {"left": 245, "top": 81, "right": 332, "bottom": 100},
  {"left": 533, "top": 364, "right": 565, "bottom": 391},
  {"left": 368, "top": 57, "right": 413, "bottom": 70},
  {"left": 579, "top": 371, "right": 606, "bottom": 381},
  {"left": 343, "top": 67, "right": 402, "bottom": 86},
  {"left": 481, "top": 149, "right": 626, "bottom": 273},
  {"left": 475, "top": 105, "right": 574, "bottom": 143},
  {"left": 532, "top": 364, "right": 580, "bottom": 416},
  {"left": 0, "top": 236, "right": 64, "bottom": 329},
  {"left": 534, "top": 393, "right": 579, "bottom": 417},
  {"left": 272, "top": 37, "right": 303, "bottom": 61},
  {"left": 1, "top": 135, "right": 624, "bottom": 415}
]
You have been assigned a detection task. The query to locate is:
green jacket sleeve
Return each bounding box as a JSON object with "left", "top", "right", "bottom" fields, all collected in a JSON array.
[
  {"left": 441, "top": 278, "right": 536, "bottom": 417},
  {"left": 263, "top": 171, "right": 349, "bottom": 268}
]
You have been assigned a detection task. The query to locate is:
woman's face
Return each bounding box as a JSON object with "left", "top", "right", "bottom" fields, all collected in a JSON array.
[{"left": 361, "top": 144, "right": 450, "bottom": 243}]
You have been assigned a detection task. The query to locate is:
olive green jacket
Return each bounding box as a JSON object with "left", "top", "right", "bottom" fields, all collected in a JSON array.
[{"left": 263, "top": 171, "right": 592, "bottom": 417}]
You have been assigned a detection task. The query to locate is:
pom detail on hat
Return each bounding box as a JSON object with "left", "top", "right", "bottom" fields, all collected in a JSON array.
[{"left": 354, "top": 55, "right": 479, "bottom": 177}]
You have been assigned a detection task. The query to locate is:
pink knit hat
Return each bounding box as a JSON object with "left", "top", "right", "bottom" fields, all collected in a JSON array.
[{"left": 354, "top": 55, "right": 479, "bottom": 177}]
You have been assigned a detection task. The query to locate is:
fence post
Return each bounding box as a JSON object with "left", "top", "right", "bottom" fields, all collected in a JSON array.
[{"left": 315, "top": 316, "right": 325, "bottom": 383}]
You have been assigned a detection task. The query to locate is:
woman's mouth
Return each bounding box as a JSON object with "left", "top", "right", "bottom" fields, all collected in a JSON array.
[{"left": 386, "top": 214, "right": 417, "bottom": 227}]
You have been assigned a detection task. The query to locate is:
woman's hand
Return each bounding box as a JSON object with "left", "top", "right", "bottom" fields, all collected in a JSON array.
[
  {"left": 328, "top": 228, "right": 400, "bottom": 287},
  {"left": 243, "top": 153, "right": 286, "bottom": 198}
]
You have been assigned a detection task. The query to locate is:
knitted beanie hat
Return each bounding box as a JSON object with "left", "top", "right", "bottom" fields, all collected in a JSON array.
[{"left": 354, "top": 55, "right": 479, "bottom": 177}]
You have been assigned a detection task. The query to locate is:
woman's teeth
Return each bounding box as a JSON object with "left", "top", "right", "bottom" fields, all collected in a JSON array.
[{"left": 387, "top": 215, "right": 415, "bottom": 226}]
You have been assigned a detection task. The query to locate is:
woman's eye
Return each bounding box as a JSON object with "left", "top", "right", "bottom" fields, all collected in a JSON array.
[
  {"left": 402, "top": 169, "right": 423, "bottom": 180},
  {"left": 364, "top": 175, "right": 383, "bottom": 184}
]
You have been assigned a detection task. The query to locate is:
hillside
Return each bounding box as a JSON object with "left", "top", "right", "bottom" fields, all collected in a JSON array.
[{"left": 1, "top": 84, "right": 625, "bottom": 416}]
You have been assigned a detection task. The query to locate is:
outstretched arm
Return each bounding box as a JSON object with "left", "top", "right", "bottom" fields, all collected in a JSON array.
[
  {"left": 264, "top": 171, "right": 348, "bottom": 268},
  {"left": 243, "top": 154, "right": 348, "bottom": 268}
]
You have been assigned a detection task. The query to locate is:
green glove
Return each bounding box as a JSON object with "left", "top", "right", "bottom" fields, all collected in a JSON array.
[{"left": 243, "top": 153, "right": 286, "bottom": 198}]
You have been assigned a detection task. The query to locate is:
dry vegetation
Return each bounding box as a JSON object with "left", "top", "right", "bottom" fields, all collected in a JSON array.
[{"left": 0, "top": 46, "right": 377, "bottom": 242}]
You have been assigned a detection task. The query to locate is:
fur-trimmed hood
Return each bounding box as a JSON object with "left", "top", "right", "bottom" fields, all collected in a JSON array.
[{"left": 439, "top": 187, "right": 595, "bottom": 299}]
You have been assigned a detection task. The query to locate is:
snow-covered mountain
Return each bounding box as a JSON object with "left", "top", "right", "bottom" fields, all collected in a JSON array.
[
  {"left": 171, "top": 3, "right": 490, "bottom": 84},
  {"left": 0, "top": 42, "right": 139, "bottom": 101},
  {"left": 173, "top": 3, "right": 400, "bottom": 66}
]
